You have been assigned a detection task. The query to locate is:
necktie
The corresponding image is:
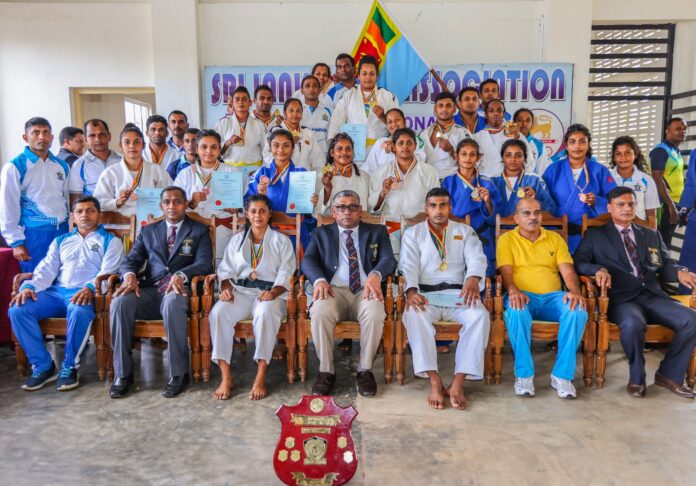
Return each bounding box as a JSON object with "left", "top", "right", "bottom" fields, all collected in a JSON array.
[
  {"left": 621, "top": 228, "right": 642, "bottom": 277},
  {"left": 157, "top": 225, "right": 178, "bottom": 294},
  {"left": 345, "top": 230, "right": 361, "bottom": 294}
]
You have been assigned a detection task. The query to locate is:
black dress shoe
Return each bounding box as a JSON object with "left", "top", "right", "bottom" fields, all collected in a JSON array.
[
  {"left": 356, "top": 370, "right": 377, "bottom": 397},
  {"left": 626, "top": 382, "right": 646, "bottom": 398},
  {"left": 311, "top": 372, "right": 336, "bottom": 395},
  {"left": 109, "top": 374, "right": 134, "bottom": 399},
  {"left": 162, "top": 373, "right": 190, "bottom": 398},
  {"left": 654, "top": 372, "right": 695, "bottom": 399}
]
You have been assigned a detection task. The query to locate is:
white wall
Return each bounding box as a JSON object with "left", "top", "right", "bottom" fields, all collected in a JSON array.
[{"left": 0, "top": 2, "right": 154, "bottom": 162}]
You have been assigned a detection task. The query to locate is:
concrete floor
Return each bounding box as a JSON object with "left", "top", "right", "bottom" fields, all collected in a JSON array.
[{"left": 1, "top": 340, "right": 695, "bottom": 486}]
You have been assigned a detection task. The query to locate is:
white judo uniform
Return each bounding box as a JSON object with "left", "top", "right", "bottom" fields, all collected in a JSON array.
[
  {"left": 327, "top": 87, "right": 399, "bottom": 159},
  {"left": 420, "top": 124, "right": 473, "bottom": 180},
  {"left": 317, "top": 169, "right": 370, "bottom": 217},
  {"left": 215, "top": 114, "right": 268, "bottom": 175},
  {"left": 208, "top": 228, "right": 296, "bottom": 364},
  {"left": 142, "top": 143, "right": 180, "bottom": 174},
  {"left": 263, "top": 123, "right": 325, "bottom": 172},
  {"left": 92, "top": 159, "right": 172, "bottom": 216},
  {"left": 473, "top": 129, "right": 536, "bottom": 177},
  {"left": 399, "top": 220, "right": 490, "bottom": 378},
  {"left": 360, "top": 135, "right": 426, "bottom": 176}
]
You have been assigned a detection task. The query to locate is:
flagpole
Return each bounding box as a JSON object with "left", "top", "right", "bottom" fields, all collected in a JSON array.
[{"left": 430, "top": 69, "right": 450, "bottom": 93}]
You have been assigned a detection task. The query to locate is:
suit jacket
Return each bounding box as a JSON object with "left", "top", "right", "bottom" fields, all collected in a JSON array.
[
  {"left": 301, "top": 222, "right": 396, "bottom": 285},
  {"left": 574, "top": 222, "right": 683, "bottom": 305},
  {"left": 120, "top": 215, "right": 213, "bottom": 287}
]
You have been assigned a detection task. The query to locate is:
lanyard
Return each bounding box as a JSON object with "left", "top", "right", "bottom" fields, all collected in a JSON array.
[
  {"left": 194, "top": 160, "right": 220, "bottom": 188},
  {"left": 271, "top": 162, "right": 291, "bottom": 185},
  {"left": 128, "top": 163, "right": 144, "bottom": 193}
]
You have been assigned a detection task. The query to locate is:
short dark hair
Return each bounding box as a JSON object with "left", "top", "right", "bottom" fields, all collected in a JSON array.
[
  {"left": 59, "top": 127, "right": 84, "bottom": 145},
  {"left": 391, "top": 127, "right": 416, "bottom": 144},
  {"left": 196, "top": 128, "right": 220, "bottom": 145},
  {"left": 335, "top": 53, "right": 355, "bottom": 66},
  {"left": 426, "top": 187, "right": 451, "bottom": 203},
  {"left": 311, "top": 62, "right": 331, "bottom": 76},
  {"left": 513, "top": 108, "right": 534, "bottom": 123},
  {"left": 72, "top": 195, "right": 101, "bottom": 212},
  {"left": 245, "top": 193, "right": 272, "bottom": 212},
  {"left": 185, "top": 127, "right": 201, "bottom": 137},
  {"left": 269, "top": 128, "right": 294, "bottom": 145},
  {"left": 665, "top": 117, "right": 686, "bottom": 133},
  {"left": 435, "top": 91, "right": 457, "bottom": 105},
  {"left": 480, "top": 78, "right": 499, "bottom": 92},
  {"left": 457, "top": 86, "right": 479, "bottom": 100},
  {"left": 83, "top": 118, "right": 109, "bottom": 134},
  {"left": 358, "top": 55, "right": 379, "bottom": 72},
  {"left": 385, "top": 108, "right": 405, "bottom": 120},
  {"left": 120, "top": 123, "right": 144, "bottom": 141},
  {"left": 607, "top": 186, "right": 635, "bottom": 203},
  {"left": 500, "top": 138, "right": 527, "bottom": 161},
  {"left": 146, "top": 115, "right": 167, "bottom": 130},
  {"left": 233, "top": 86, "right": 251, "bottom": 99},
  {"left": 25, "top": 117, "right": 51, "bottom": 132},
  {"left": 283, "top": 97, "right": 303, "bottom": 113},
  {"left": 160, "top": 186, "right": 187, "bottom": 201},
  {"left": 485, "top": 98, "right": 506, "bottom": 113},
  {"left": 168, "top": 110, "right": 188, "bottom": 123},
  {"left": 254, "top": 84, "right": 273, "bottom": 99},
  {"left": 564, "top": 123, "right": 593, "bottom": 158},
  {"left": 301, "top": 75, "right": 320, "bottom": 89}
]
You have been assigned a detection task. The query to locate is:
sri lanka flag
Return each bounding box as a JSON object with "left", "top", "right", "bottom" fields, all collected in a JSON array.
[{"left": 352, "top": 0, "right": 430, "bottom": 103}]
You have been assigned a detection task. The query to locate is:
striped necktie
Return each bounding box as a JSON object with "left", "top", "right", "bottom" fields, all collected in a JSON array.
[
  {"left": 621, "top": 228, "right": 642, "bottom": 277},
  {"left": 345, "top": 230, "right": 361, "bottom": 294}
]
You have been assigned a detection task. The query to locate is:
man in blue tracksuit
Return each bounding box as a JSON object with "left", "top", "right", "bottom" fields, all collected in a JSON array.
[{"left": 0, "top": 117, "right": 70, "bottom": 272}]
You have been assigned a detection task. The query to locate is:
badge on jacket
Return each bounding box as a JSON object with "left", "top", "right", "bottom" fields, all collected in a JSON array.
[
  {"left": 648, "top": 247, "right": 661, "bottom": 266},
  {"left": 370, "top": 243, "right": 378, "bottom": 260},
  {"left": 180, "top": 238, "right": 193, "bottom": 256}
]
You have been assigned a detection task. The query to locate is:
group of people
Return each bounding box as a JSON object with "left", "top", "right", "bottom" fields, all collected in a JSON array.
[{"left": 3, "top": 52, "right": 696, "bottom": 409}]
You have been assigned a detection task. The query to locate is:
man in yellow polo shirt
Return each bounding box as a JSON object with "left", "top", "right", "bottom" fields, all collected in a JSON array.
[{"left": 497, "top": 198, "right": 588, "bottom": 399}]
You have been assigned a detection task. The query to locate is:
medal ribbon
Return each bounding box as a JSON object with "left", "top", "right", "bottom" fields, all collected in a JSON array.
[
  {"left": 237, "top": 115, "right": 248, "bottom": 141},
  {"left": 427, "top": 221, "right": 447, "bottom": 264},
  {"left": 502, "top": 171, "right": 520, "bottom": 193},
  {"left": 149, "top": 145, "right": 166, "bottom": 165},
  {"left": 194, "top": 160, "right": 220, "bottom": 188},
  {"left": 394, "top": 159, "right": 417, "bottom": 183},
  {"left": 128, "top": 163, "right": 144, "bottom": 193},
  {"left": 574, "top": 161, "right": 590, "bottom": 193},
  {"left": 271, "top": 162, "right": 291, "bottom": 185},
  {"left": 250, "top": 237, "right": 264, "bottom": 270},
  {"left": 362, "top": 89, "right": 376, "bottom": 117},
  {"left": 457, "top": 169, "right": 479, "bottom": 194},
  {"left": 435, "top": 121, "right": 455, "bottom": 137},
  {"left": 333, "top": 164, "right": 353, "bottom": 178}
]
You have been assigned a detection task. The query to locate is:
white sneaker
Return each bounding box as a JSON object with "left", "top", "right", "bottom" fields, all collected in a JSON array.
[
  {"left": 514, "top": 377, "right": 535, "bottom": 397},
  {"left": 550, "top": 374, "right": 576, "bottom": 399}
]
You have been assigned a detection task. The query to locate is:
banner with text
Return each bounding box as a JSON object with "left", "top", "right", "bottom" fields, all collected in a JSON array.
[{"left": 204, "top": 63, "right": 573, "bottom": 157}]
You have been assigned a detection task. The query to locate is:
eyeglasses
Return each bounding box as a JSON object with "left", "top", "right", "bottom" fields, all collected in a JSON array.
[{"left": 333, "top": 204, "right": 361, "bottom": 213}]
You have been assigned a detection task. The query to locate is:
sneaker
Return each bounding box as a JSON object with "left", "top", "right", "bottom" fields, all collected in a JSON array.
[
  {"left": 550, "top": 374, "right": 576, "bottom": 399},
  {"left": 56, "top": 367, "right": 79, "bottom": 391},
  {"left": 514, "top": 376, "right": 535, "bottom": 396},
  {"left": 21, "top": 361, "right": 58, "bottom": 391}
]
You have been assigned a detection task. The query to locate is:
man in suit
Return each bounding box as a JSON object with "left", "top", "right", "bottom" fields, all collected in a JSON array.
[
  {"left": 301, "top": 190, "right": 397, "bottom": 397},
  {"left": 109, "top": 186, "right": 213, "bottom": 398},
  {"left": 575, "top": 186, "right": 696, "bottom": 398}
]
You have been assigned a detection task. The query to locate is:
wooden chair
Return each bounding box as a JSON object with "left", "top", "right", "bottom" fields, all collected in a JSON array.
[
  {"left": 10, "top": 212, "right": 136, "bottom": 380},
  {"left": 490, "top": 212, "right": 597, "bottom": 387},
  {"left": 296, "top": 211, "right": 397, "bottom": 384},
  {"left": 104, "top": 212, "right": 215, "bottom": 383},
  {"left": 581, "top": 213, "right": 696, "bottom": 388},
  {"left": 392, "top": 214, "right": 497, "bottom": 385},
  {"left": 198, "top": 212, "right": 300, "bottom": 383}
]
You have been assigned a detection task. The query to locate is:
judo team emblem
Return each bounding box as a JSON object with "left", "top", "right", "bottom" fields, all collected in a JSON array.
[{"left": 274, "top": 396, "right": 358, "bottom": 485}]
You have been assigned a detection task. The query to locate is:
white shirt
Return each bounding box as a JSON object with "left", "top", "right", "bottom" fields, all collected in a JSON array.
[
  {"left": 173, "top": 163, "right": 240, "bottom": 218},
  {"left": 610, "top": 167, "right": 660, "bottom": 220},
  {"left": 263, "top": 123, "right": 325, "bottom": 172},
  {"left": 69, "top": 150, "right": 121, "bottom": 196},
  {"left": 473, "top": 129, "right": 536, "bottom": 177},
  {"left": 329, "top": 225, "right": 368, "bottom": 288},
  {"left": 0, "top": 148, "right": 69, "bottom": 246},
  {"left": 19, "top": 226, "right": 124, "bottom": 293},
  {"left": 420, "top": 123, "right": 472, "bottom": 179},
  {"left": 214, "top": 113, "right": 267, "bottom": 170},
  {"left": 615, "top": 223, "right": 639, "bottom": 277},
  {"left": 217, "top": 227, "right": 296, "bottom": 299},
  {"left": 399, "top": 220, "right": 487, "bottom": 292},
  {"left": 327, "top": 86, "right": 399, "bottom": 154},
  {"left": 142, "top": 143, "right": 180, "bottom": 174},
  {"left": 360, "top": 135, "right": 427, "bottom": 175},
  {"left": 301, "top": 103, "right": 332, "bottom": 155},
  {"left": 368, "top": 159, "right": 440, "bottom": 221},
  {"left": 93, "top": 159, "right": 172, "bottom": 216}
]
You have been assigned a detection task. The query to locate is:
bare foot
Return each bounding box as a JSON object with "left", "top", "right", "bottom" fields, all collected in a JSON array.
[
  {"left": 447, "top": 374, "right": 468, "bottom": 410},
  {"left": 249, "top": 361, "right": 268, "bottom": 401},
  {"left": 426, "top": 371, "right": 446, "bottom": 410},
  {"left": 436, "top": 345, "right": 450, "bottom": 354},
  {"left": 272, "top": 340, "right": 286, "bottom": 361},
  {"left": 337, "top": 338, "right": 353, "bottom": 351},
  {"left": 213, "top": 377, "right": 233, "bottom": 400}
]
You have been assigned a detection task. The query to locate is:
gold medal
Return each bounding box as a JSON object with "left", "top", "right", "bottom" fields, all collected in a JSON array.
[
  {"left": 321, "top": 165, "right": 333, "bottom": 175},
  {"left": 516, "top": 188, "right": 526, "bottom": 198},
  {"left": 439, "top": 261, "right": 448, "bottom": 272}
]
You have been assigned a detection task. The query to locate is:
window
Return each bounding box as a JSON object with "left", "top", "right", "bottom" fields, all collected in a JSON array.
[{"left": 124, "top": 98, "right": 152, "bottom": 133}]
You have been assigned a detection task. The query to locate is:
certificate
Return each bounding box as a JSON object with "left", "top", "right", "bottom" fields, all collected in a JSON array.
[
  {"left": 341, "top": 123, "right": 367, "bottom": 161},
  {"left": 423, "top": 291, "right": 465, "bottom": 308},
  {"left": 211, "top": 171, "right": 244, "bottom": 210},
  {"left": 286, "top": 171, "right": 316, "bottom": 214},
  {"left": 136, "top": 188, "right": 163, "bottom": 227}
]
